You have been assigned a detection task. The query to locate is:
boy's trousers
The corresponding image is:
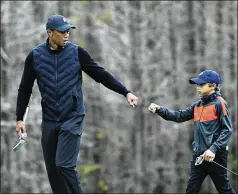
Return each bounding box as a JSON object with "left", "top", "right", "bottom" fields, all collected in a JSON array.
[
  {"left": 186, "top": 150, "right": 236, "bottom": 194},
  {"left": 41, "top": 116, "right": 84, "bottom": 194}
]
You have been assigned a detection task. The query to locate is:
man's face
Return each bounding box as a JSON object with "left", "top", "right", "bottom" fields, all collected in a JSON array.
[
  {"left": 196, "top": 83, "right": 216, "bottom": 98},
  {"left": 48, "top": 29, "right": 70, "bottom": 47}
]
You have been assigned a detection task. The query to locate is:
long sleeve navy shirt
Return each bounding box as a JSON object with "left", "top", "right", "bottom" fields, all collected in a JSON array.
[
  {"left": 155, "top": 92, "right": 233, "bottom": 154},
  {"left": 16, "top": 46, "right": 130, "bottom": 121}
]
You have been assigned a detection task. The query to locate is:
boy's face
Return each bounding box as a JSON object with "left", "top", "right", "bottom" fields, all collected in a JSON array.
[{"left": 196, "top": 83, "right": 216, "bottom": 98}]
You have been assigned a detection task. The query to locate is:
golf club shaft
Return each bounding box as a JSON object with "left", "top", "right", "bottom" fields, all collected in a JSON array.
[{"left": 213, "top": 161, "right": 238, "bottom": 176}]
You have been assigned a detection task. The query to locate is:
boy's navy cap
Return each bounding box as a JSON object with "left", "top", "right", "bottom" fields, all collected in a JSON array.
[
  {"left": 189, "top": 70, "right": 222, "bottom": 85},
  {"left": 46, "top": 15, "right": 76, "bottom": 32}
]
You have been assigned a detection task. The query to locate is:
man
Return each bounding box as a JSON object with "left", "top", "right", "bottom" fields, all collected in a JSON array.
[
  {"left": 148, "top": 70, "right": 235, "bottom": 194},
  {"left": 16, "top": 14, "right": 138, "bottom": 194}
]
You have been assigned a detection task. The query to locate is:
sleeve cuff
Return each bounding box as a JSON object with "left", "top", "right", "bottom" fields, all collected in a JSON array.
[
  {"left": 124, "top": 90, "right": 131, "bottom": 97},
  {"left": 16, "top": 116, "right": 24, "bottom": 122},
  {"left": 209, "top": 145, "right": 218, "bottom": 154},
  {"left": 155, "top": 107, "right": 164, "bottom": 114}
]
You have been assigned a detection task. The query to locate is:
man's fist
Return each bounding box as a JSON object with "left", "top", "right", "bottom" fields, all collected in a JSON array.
[
  {"left": 16, "top": 121, "right": 27, "bottom": 139},
  {"left": 126, "top": 93, "right": 139, "bottom": 108},
  {"left": 148, "top": 103, "right": 160, "bottom": 113}
]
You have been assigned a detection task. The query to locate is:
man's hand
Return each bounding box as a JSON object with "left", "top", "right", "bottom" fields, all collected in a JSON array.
[
  {"left": 16, "top": 121, "right": 27, "bottom": 139},
  {"left": 126, "top": 93, "right": 138, "bottom": 108},
  {"left": 203, "top": 150, "right": 215, "bottom": 162},
  {"left": 148, "top": 103, "right": 160, "bottom": 113}
]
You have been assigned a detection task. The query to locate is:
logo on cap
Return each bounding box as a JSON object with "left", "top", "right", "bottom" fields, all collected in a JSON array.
[
  {"left": 63, "top": 17, "right": 67, "bottom": 22},
  {"left": 199, "top": 72, "right": 204, "bottom": 76}
]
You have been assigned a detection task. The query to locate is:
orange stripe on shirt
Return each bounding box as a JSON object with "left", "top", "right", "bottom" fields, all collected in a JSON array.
[
  {"left": 216, "top": 96, "right": 227, "bottom": 116},
  {"left": 194, "top": 104, "right": 218, "bottom": 122}
]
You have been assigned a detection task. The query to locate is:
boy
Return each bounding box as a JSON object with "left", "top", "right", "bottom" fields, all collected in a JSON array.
[{"left": 148, "top": 70, "right": 235, "bottom": 194}]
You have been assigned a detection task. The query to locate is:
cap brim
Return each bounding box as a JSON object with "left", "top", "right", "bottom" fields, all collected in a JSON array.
[
  {"left": 56, "top": 24, "right": 76, "bottom": 32},
  {"left": 189, "top": 78, "right": 207, "bottom": 85}
]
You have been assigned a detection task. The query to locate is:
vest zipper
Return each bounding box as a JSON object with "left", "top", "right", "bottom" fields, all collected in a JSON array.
[
  {"left": 55, "top": 54, "right": 59, "bottom": 106},
  {"left": 55, "top": 54, "right": 58, "bottom": 84}
]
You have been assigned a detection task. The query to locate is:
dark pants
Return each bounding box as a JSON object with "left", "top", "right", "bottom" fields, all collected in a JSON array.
[
  {"left": 186, "top": 150, "right": 236, "bottom": 194},
  {"left": 41, "top": 116, "right": 84, "bottom": 194}
]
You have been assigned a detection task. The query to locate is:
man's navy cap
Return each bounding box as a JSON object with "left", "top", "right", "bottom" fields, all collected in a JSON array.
[
  {"left": 189, "top": 70, "right": 222, "bottom": 85},
  {"left": 46, "top": 15, "right": 76, "bottom": 32}
]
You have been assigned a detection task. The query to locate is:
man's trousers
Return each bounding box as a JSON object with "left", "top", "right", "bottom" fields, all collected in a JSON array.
[{"left": 41, "top": 116, "right": 84, "bottom": 194}]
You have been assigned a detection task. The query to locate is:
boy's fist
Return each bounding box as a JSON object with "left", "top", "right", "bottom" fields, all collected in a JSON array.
[{"left": 148, "top": 103, "right": 160, "bottom": 113}]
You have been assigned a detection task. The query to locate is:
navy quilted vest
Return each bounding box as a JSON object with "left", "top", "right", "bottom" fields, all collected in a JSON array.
[{"left": 33, "top": 41, "right": 85, "bottom": 121}]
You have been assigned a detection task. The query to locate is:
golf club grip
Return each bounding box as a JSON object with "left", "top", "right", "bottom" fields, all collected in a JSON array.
[
  {"left": 23, "top": 93, "right": 33, "bottom": 123},
  {"left": 23, "top": 106, "right": 29, "bottom": 123}
]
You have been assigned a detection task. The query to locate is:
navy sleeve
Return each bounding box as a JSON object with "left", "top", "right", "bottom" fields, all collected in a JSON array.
[
  {"left": 209, "top": 99, "right": 233, "bottom": 153},
  {"left": 155, "top": 104, "right": 194, "bottom": 122},
  {"left": 78, "top": 47, "right": 130, "bottom": 97},
  {"left": 16, "top": 51, "right": 36, "bottom": 121}
]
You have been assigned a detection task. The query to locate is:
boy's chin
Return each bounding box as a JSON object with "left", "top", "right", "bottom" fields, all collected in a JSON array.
[{"left": 198, "top": 94, "right": 204, "bottom": 98}]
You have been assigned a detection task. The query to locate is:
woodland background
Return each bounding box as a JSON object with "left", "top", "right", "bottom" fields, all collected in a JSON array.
[{"left": 1, "top": 1, "right": 237, "bottom": 193}]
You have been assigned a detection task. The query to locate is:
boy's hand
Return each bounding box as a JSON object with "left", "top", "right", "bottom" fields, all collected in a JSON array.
[
  {"left": 203, "top": 150, "right": 215, "bottom": 162},
  {"left": 148, "top": 103, "right": 160, "bottom": 113}
]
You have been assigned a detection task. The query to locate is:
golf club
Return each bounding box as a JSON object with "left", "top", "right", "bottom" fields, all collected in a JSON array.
[
  {"left": 13, "top": 95, "right": 32, "bottom": 151},
  {"left": 195, "top": 155, "right": 238, "bottom": 176}
]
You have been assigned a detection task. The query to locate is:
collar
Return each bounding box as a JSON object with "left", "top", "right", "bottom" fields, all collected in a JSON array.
[
  {"left": 45, "top": 38, "right": 65, "bottom": 54},
  {"left": 200, "top": 92, "right": 220, "bottom": 104}
]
